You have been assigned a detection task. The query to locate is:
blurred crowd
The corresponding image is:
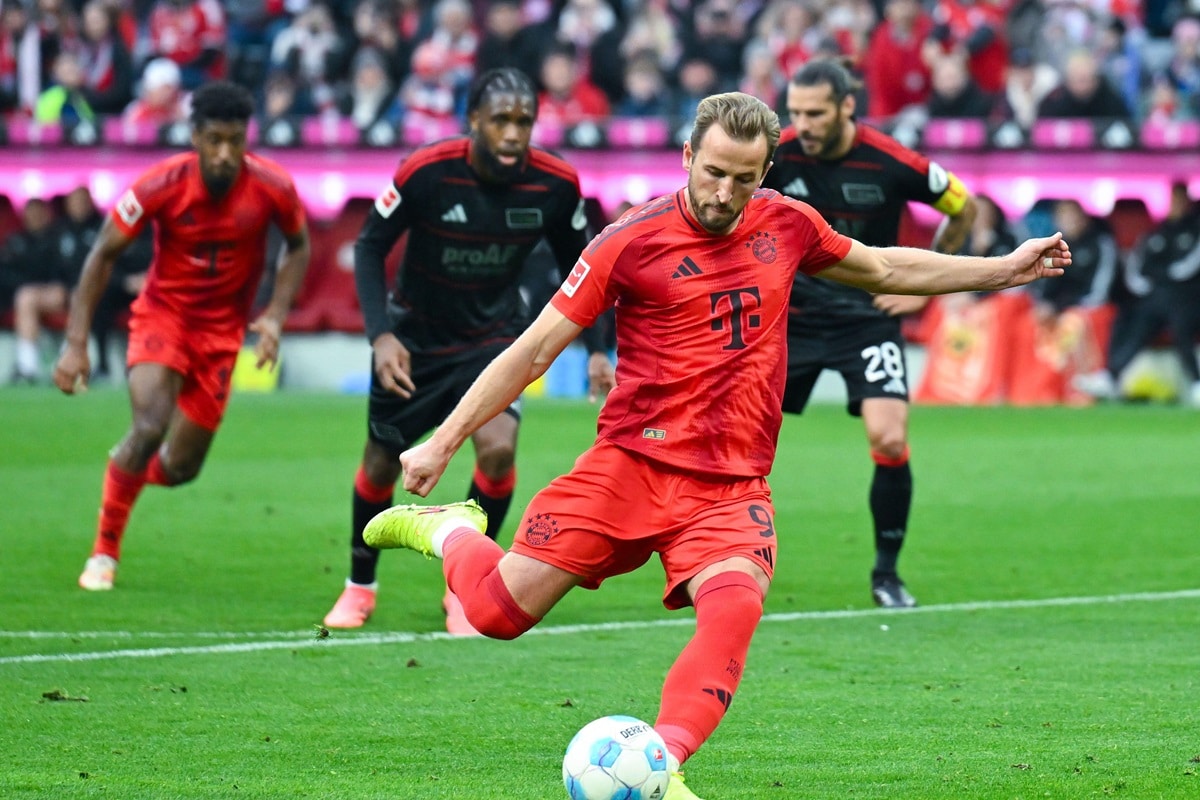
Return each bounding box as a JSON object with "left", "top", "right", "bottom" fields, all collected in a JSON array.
[
  {"left": 4, "top": 0, "right": 1200, "bottom": 136},
  {"left": 4, "top": 0, "right": 1200, "bottom": 399}
]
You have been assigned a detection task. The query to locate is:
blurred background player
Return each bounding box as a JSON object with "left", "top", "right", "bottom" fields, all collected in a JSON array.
[
  {"left": 761, "top": 58, "right": 978, "bottom": 608},
  {"left": 1074, "top": 180, "right": 1200, "bottom": 406},
  {"left": 322, "top": 67, "right": 613, "bottom": 634},
  {"left": 53, "top": 80, "right": 310, "bottom": 591},
  {"left": 1, "top": 197, "right": 63, "bottom": 384}
]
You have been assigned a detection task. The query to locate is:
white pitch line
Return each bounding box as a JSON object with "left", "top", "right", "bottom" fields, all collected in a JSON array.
[{"left": 2, "top": 588, "right": 1198, "bottom": 666}]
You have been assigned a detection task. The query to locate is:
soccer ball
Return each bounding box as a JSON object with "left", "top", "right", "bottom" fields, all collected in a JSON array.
[{"left": 562, "top": 714, "right": 670, "bottom": 800}]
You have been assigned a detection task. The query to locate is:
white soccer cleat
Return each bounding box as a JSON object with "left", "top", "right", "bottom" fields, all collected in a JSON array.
[
  {"left": 1071, "top": 370, "right": 1117, "bottom": 401},
  {"left": 1188, "top": 381, "right": 1200, "bottom": 408},
  {"left": 79, "top": 554, "right": 118, "bottom": 591}
]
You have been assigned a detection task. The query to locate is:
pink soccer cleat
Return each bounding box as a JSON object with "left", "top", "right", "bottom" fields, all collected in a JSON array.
[{"left": 323, "top": 582, "right": 377, "bottom": 629}]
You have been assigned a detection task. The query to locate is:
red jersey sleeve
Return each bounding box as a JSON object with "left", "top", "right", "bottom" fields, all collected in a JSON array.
[
  {"left": 779, "top": 195, "right": 854, "bottom": 275},
  {"left": 111, "top": 156, "right": 185, "bottom": 238}
]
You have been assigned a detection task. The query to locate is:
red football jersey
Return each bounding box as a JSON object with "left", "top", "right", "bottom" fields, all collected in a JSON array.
[
  {"left": 551, "top": 188, "right": 852, "bottom": 478},
  {"left": 112, "top": 151, "right": 306, "bottom": 332}
]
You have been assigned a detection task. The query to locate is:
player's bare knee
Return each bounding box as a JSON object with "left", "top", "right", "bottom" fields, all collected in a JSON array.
[
  {"left": 166, "top": 458, "right": 203, "bottom": 485},
  {"left": 868, "top": 432, "right": 908, "bottom": 460},
  {"left": 362, "top": 441, "right": 402, "bottom": 486},
  {"left": 474, "top": 445, "right": 515, "bottom": 477},
  {"left": 125, "top": 423, "right": 168, "bottom": 460}
]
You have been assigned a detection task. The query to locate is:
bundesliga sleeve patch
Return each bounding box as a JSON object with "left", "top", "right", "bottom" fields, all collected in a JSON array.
[
  {"left": 561, "top": 258, "right": 591, "bottom": 298},
  {"left": 115, "top": 190, "right": 144, "bottom": 226},
  {"left": 374, "top": 183, "right": 401, "bottom": 218}
]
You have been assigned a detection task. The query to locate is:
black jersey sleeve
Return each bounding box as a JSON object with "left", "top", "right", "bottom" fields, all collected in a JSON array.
[{"left": 354, "top": 179, "right": 411, "bottom": 343}]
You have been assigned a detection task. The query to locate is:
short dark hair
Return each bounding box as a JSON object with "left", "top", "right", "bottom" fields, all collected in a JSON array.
[
  {"left": 190, "top": 81, "right": 255, "bottom": 128},
  {"left": 467, "top": 67, "right": 538, "bottom": 116},
  {"left": 690, "top": 92, "right": 781, "bottom": 171},
  {"left": 790, "top": 57, "right": 861, "bottom": 104}
]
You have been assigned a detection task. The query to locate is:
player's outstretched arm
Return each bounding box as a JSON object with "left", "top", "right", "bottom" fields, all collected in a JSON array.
[
  {"left": 53, "top": 217, "right": 133, "bottom": 394},
  {"left": 819, "top": 232, "right": 1070, "bottom": 297},
  {"left": 400, "top": 305, "right": 584, "bottom": 497}
]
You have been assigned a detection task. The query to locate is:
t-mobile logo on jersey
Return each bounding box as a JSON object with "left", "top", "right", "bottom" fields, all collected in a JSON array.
[{"left": 709, "top": 287, "right": 761, "bottom": 350}]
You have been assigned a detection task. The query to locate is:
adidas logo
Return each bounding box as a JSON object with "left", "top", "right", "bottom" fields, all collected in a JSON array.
[
  {"left": 782, "top": 177, "right": 809, "bottom": 197},
  {"left": 882, "top": 377, "right": 907, "bottom": 394},
  {"left": 671, "top": 256, "right": 703, "bottom": 279},
  {"left": 702, "top": 687, "right": 734, "bottom": 709},
  {"left": 440, "top": 203, "right": 468, "bottom": 223}
]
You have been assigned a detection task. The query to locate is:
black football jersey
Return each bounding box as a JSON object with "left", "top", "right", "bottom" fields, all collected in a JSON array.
[
  {"left": 763, "top": 124, "right": 958, "bottom": 324},
  {"left": 1135, "top": 211, "right": 1200, "bottom": 286},
  {"left": 356, "top": 137, "right": 589, "bottom": 354}
]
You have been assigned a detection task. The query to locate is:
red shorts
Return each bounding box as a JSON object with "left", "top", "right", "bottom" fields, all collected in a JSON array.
[
  {"left": 510, "top": 440, "right": 777, "bottom": 610},
  {"left": 126, "top": 311, "right": 243, "bottom": 431}
]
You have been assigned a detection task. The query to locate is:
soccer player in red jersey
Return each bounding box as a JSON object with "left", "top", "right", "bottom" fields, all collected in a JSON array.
[
  {"left": 53, "top": 81, "right": 311, "bottom": 591},
  {"left": 361, "top": 92, "right": 1068, "bottom": 799}
]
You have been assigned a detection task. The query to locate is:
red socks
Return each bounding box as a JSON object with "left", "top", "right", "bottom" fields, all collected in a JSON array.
[
  {"left": 354, "top": 464, "right": 394, "bottom": 504},
  {"left": 656, "top": 572, "right": 764, "bottom": 768},
  {"left": 870, "top": 444, "right": 911, "bottom": 468},
  {"left": 471, "top": 464, "right": 516, "bottom": 498},
  {"left": 144, "top": 452, "right": 173, "bottom": 486},
  {"left": 93, "top": 460, "right": 148, "bottom": 560},
  {"left": 442, "top": 531, "right": 537, "bottom": 640}
]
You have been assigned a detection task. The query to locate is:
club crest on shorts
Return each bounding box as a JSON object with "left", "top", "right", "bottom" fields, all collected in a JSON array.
[{"left": 524, "top": 512, "right": 559, "bottom": 546}]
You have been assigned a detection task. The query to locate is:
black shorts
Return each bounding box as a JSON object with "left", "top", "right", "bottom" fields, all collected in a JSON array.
[
  {"left": 367, "top": 343, "right": 522, "bottom": 455},
  {"left": 782, "top": 316, "right": 910, "bottom": 416}
]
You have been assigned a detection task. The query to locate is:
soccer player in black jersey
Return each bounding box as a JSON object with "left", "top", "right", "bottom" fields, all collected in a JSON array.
[
  {"left": 323, "top": 68, "right": 615, "bottom": 632},
  {"left": 761, "top": 58, "right": 978, "bottom": 608}
]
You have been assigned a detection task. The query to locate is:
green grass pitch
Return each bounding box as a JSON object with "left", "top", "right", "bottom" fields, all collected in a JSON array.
[{"left": 1, "top": 387, "right": 1197, "bottom": 799}]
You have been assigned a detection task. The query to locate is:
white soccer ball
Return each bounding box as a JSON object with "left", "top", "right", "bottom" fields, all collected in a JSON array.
[{"left": 562, "top": 714, "right": 670, "bottom": 800}]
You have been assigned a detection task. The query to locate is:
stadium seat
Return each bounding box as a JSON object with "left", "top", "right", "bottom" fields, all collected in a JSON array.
[
  {"left": 401, "top": 116, "right": 459, "bottom": 147},
  {"left": 301, "top": 116, "right": 362, "bottom": 147},
  {"left": 921, "top": 118, "right": 988, "bottom": 150},
  {"left": 1140, "top": 119, "right": 1200, "bottom": 149},
  {"left": 531, "top": 120, "right": 565, "bottom": 149},
  {"left": 607, "top": 117, "right": 670, "bottom": 148},
  {"left": 102, "top": 118, "right": 158, "bottom": 146},
  {"left": 1030, "top": 119, "right": 1095, "bottom": 150},
  {"left": 5, "top": 119, "right": 64, "bottom": 146}
]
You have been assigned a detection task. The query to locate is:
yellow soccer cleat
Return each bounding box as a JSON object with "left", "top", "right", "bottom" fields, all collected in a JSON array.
[
  {"left": 664, "top": 771, "right": 705, "bottom": 800},
  {"left": 363, "top": 500, "right": 487, "bottom": 555}
]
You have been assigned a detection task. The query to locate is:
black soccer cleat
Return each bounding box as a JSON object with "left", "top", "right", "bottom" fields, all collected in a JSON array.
[{"left": 872, "top": 572, "right": 917, "bottom": 608}]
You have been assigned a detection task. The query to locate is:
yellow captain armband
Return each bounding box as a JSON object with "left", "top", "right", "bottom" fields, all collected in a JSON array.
[{"left": 932, "top": 169, "right": 969, "bottom": 217}]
